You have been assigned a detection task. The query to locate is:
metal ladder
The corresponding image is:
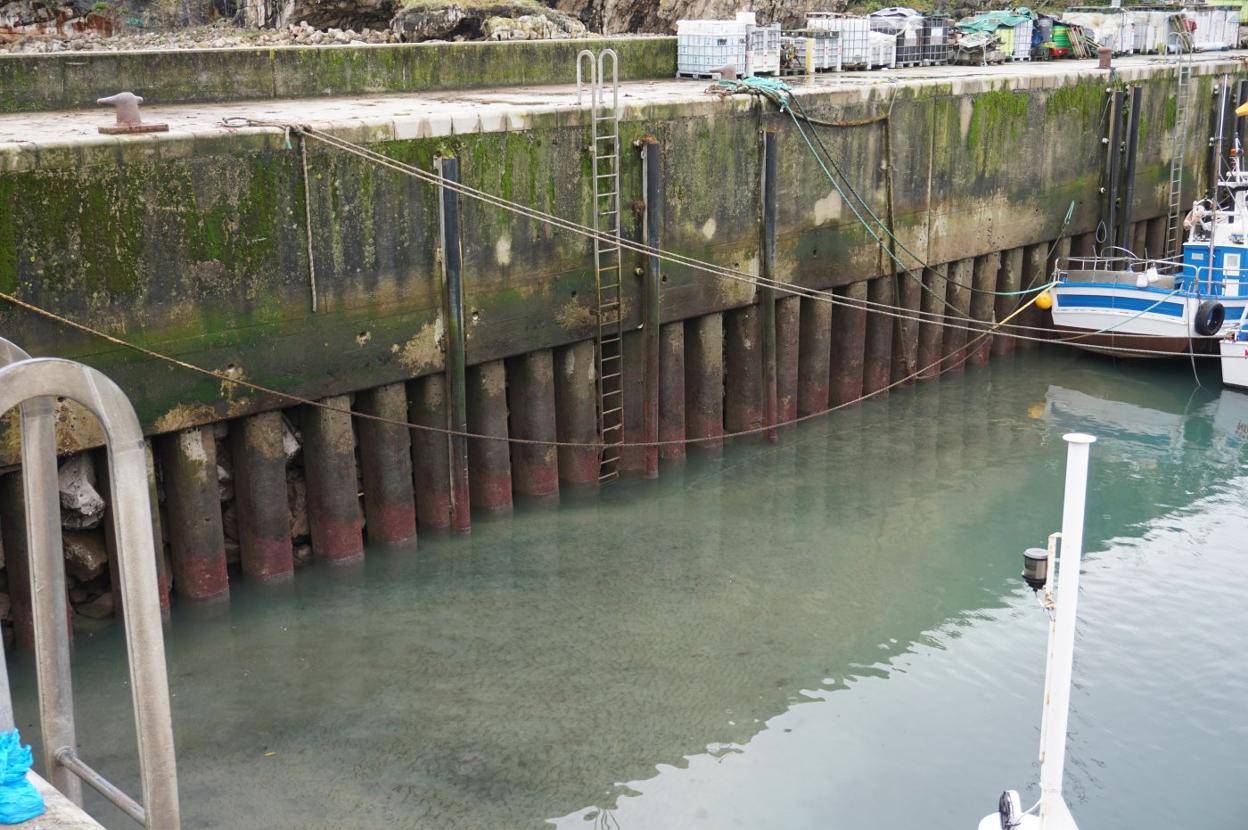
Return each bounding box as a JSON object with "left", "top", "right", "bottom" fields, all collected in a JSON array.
[
  {"left": 0, "top": 338, "right": 180, "bottom": 829},
  {"left": 578, "top": 49, "right": 624, "bottom": 482},
  {"left": 1165, "top": 35, "right": 1194, "bottom": 258}
]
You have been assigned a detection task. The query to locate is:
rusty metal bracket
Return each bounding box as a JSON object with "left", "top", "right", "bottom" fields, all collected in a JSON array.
[{"left": 97, "top": 92, "right": 168, "bottom": 135}]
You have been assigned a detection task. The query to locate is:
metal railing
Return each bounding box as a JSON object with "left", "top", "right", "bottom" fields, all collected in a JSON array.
[
  {"left": 0, "top": 339, "right": 179, "bottom": 829},
  {"left": 1056, "top": 250, "right": 1183, "bottom": 274},
  {"left": 1056, "top": 254, "right": 1248, "bottom": 298}
]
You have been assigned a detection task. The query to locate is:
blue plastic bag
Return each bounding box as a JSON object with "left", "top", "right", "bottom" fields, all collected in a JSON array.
[{"left": 0, "top": 730, "right": 44, "bottom": 824}]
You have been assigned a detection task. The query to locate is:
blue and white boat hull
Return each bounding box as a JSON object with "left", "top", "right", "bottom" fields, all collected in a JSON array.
[{"left": 1051, "top": 283, "right": 1244, "bottom": 356}]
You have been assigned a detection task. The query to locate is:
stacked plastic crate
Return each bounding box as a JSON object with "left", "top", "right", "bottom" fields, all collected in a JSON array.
[
  {"left": 676, "top": 19, "right": 747, "bottom": 78},
  {"left": 1188, "top": 5, "right": 1240, "bottom": 49},
  {"left": 745, "top": 15, "right": 783, "bottom": 73},
  {"left": 1010, "top": 18, "right": 1034, "bottom": 60},
  {"left": 782, "top": 30, "right": 842, "bottom": 73},
  {"left": 869, "top": 7, "right": 925, "bottom": 66},
  {"left": 806, "top": 13, "right": 873, "bottom": 68},
  {"left": 1062, "top": 8, "right": 1137, "bottom": 54},
  {"left": 866, "top": 30, "right": 899, "bottom": 67},
  {"left": 676, "top": 12, "right": 781, "bottom": 78},
  {"left": 1129, "top": 9, "right": 1174, "bottom": 54},
  {"left": 922, "top": 14, "right": 952, "bottom": 65}
]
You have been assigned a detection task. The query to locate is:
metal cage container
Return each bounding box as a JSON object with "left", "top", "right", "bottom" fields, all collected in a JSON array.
[{"left": 806, "top": 13, "right": 872, "bottom": 68}]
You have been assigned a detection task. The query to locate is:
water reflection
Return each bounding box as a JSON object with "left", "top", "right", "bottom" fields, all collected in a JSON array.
[{"left": 4, "top": 352, "right": 1243, "bottom": 829}]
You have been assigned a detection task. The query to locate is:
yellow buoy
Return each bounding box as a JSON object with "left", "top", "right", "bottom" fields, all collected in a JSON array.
[
  {"left": 1035, "top": 290, "right": 1053, "bottom": 311},
  {"left": 1027, "top": 402, "right": 1045, "bottom": 420}
]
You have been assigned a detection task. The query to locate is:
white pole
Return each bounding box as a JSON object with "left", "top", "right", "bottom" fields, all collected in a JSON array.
[{"left": 1039, "top": 433, "right": 1096, "bottom": 824}]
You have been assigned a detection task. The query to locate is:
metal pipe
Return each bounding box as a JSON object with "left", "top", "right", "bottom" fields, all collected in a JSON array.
[
  {"left": 0, "top": 338, "right": 79, "bottom": 802},
  {"left": 761, "top": 128, "right": 779, "bottom": 441},
  {"left": 575, "top": 49, "right": 594, "bottom": 107},
  {"left": 436, "top": 155, "right": 471, "bottom": 532},
  {"left": 1039, "top": 432, "right": 1096, "bottom": 824},
  {"left": 55, "top": 748, "right": 145, "bottom": 825},
  {"left": 1208, "top": 76, "right": 1229, "bottom": 295},
  {"left": 1104, "top": 89, "right": 1125, "bottom": 257},
  {"left": 641, "top": 136, "right": 662, "bottom": 477},
  {"left": 0, "top": 358, "right": 180, "bottom": 828},
  {"left": 1118, "top": 85, "right": 1142, "bottom": 254},
  {"left": 1237, "top": 78, "right": 1248, "bottom": 151}
]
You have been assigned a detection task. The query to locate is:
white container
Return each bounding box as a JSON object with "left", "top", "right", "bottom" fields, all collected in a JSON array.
[
  {"left": 867, "top": 29, "right": 897, "bottom": 68},
  {"left": 677, "top": 19, "right": 748, "bottom": 77},
  {"left": 1063, "top": 9, "right": 1137, "bottom": 54},
  {"left": 787, "top": 32, "right": 842, "bottom": 72},
  {"left": 676, "top": 18, "right": 780, "bottom": 77},
  {"left": 807, "top": 13, "right": 872, "bottom": 67},
  {"left": 1129, "top": 10, "right": 1174, "bottom": 54},
  {"left": 1183, "top": 6, "right": 1235, "bottom": 49},
  {"left": 1012, "top": 20, "right": 1033, "bottom": 60},
  {"left": 747, "top": 23, "right": 782, "bottom": 75}
]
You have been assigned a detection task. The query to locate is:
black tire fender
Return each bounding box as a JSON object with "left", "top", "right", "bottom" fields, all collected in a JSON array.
[{"left": 1195, "top": 300, "right": 1225, "bottom": 337}]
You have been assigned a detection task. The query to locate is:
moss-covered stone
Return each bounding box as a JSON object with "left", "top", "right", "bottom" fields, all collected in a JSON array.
[
  {"left": 0, "top": 36, "right": 678, "bottom": 114},
  {"left": 0, "top": 59, "right": 1240, "bottom": 463}
]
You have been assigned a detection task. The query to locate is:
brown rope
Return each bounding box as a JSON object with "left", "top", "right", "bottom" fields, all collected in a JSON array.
[{"left": 0, "top": 289, "right": 1041, "bottom": 448}]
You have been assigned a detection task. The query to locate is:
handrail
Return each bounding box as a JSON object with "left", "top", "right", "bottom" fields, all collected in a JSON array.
[
  {"left": 1056, "top": 253, "right": 1183, "bottom": 273},
  {"left": 0, "top": 352, "right": 179, "bottom": 829},
  {"left": 575, "top": 49, "right": 595, "bottom": 107},
  {"left": 0, "top": 338, "right": 77, "bottom": 803},
  {"left": 597, "top": 48, "right": 619, "bottom": 119},
  {"left": 1055, "top": 256, "right": 1248, "bottom": 298}
]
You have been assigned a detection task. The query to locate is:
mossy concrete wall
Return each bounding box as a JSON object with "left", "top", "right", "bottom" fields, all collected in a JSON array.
[
  {"left": 0, "top": 58, "right": 1239, "bottom": 463},
  {"left": 0, "top": 36, "right": 676, "bottom": 113}
]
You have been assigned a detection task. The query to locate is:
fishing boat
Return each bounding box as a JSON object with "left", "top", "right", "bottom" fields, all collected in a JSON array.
[
  {"left": 1050, "top": 163, "right": 1248, "bottom": 355},
  {"left": 1051, "top": 93, "right": 1248, "bottom": 357},
  {"left": 1219, "top": 305, "right": 1248, "bottom": 387}
]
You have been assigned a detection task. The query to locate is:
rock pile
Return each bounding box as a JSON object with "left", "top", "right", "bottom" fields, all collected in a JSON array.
[
  {"left": 0, "top": 407, "right": 321, "bottom": 646},
  {"left": 3, "top": 19, "right": 398, "bottom": 52}
]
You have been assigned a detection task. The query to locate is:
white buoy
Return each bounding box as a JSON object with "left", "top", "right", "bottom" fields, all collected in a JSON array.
[{"left": 977, "top": 433, "right": 1094, "bottom": 830}]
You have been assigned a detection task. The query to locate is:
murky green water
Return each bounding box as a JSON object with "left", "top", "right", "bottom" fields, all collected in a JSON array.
[{"left": 8, "top": 352, "right": 1247, "bottom": 829}]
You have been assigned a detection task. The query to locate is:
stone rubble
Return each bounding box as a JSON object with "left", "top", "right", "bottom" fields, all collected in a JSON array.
[
  {"left": 57, "top": 454, "right": 105, "bottom": 530},
  {"left": 3, "top": 20, "right": 400, "bottom": 53}
]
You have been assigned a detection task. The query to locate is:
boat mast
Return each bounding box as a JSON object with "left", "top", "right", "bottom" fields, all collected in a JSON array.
[{"left": 1208, "top": 76, "right": 1229, "bottom": 294}]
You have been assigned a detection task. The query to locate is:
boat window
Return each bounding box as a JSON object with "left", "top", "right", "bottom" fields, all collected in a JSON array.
[{"left": 1225, "top": 252, "right": 1241, "bottom": 277}]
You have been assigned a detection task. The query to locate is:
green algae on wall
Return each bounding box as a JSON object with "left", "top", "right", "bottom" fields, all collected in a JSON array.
[
  {"left": 0, "top": 61, "right": 1235, "bottom": 462},
  {"left": 966, "top": 89, "right": 1030, "bottom": 172},
  {"left": 0, "top": 37, "right": 679, "bottom": 114}
]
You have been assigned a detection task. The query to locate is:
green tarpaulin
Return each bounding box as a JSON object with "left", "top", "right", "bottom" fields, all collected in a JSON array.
[{"left": 956, "top": 7, "right": 1037, "bottom": 32}]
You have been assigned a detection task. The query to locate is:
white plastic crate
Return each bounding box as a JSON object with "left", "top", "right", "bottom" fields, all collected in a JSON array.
[
  {"left": 785, "top": 32, "right": 842, "bottom": 72},
  {"left": 1011, "top": 20, "right": 1033, "bottom": 60},
  {"left": 1063, "top": 9, "right": 1136, "bottom": 54},
  {"left": 923, "top": 17, "right": 951, "bottom": 65},
  {"left": 748, "top": 23, "right": 782, "bottom": 74},
  {"left": 676, "top": 17, "right": 780, "bottom": 77},
  {"left": 1129, "top": 10, "right": 1174, "bottom": 54},
  {"left": 1183, "top": 6, "right": 1232, "bottom": 49},
  {"left": 806, "top": 13, "right": 872, "bottom": 67},
  {"left": 867, "top": 30, "right": 897, "bottom": 68},
  {"left": 676, "top": 23, "right": 748, "bottom": 77},
  {"left": 869, "top": 8, "right": 924, "bottom": 65},
  {"left": 1212, "top": 7, "right": 1239, "bottom": 48}
]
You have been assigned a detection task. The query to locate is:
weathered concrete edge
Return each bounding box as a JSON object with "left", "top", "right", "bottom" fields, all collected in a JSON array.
[
  {"left": 3, "top": 55, "right": 1235, "bottom": 173},
  {"left": 0, "top": 36, "right": 676, "bottom": 115},
  {"left": 22, "top": 772, "right": 105, "bottom": 829}
]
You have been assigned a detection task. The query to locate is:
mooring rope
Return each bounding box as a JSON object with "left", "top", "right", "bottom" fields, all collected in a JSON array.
[
  {"left": 0, "top": 288, "right": 1051, "bottom": 449},
  {"left": 228, "top": 118, "right": 1065, "bottom": 340},
  {"left": 273, "top": 122, "right": 1131, "bottom": 343}
]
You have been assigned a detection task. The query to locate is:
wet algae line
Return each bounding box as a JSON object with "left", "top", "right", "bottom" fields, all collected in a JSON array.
[
  {"left": 0, "top": 52, "right": 1240, "bottom": 638},
  {"left": 4, "top": 353, "right": 1246, "bottom": 829}
]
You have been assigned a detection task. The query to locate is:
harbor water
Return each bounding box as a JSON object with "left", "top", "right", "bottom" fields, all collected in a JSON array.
[{"left": 7, "top": 351, "right": 1246, "bottom": 829}]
